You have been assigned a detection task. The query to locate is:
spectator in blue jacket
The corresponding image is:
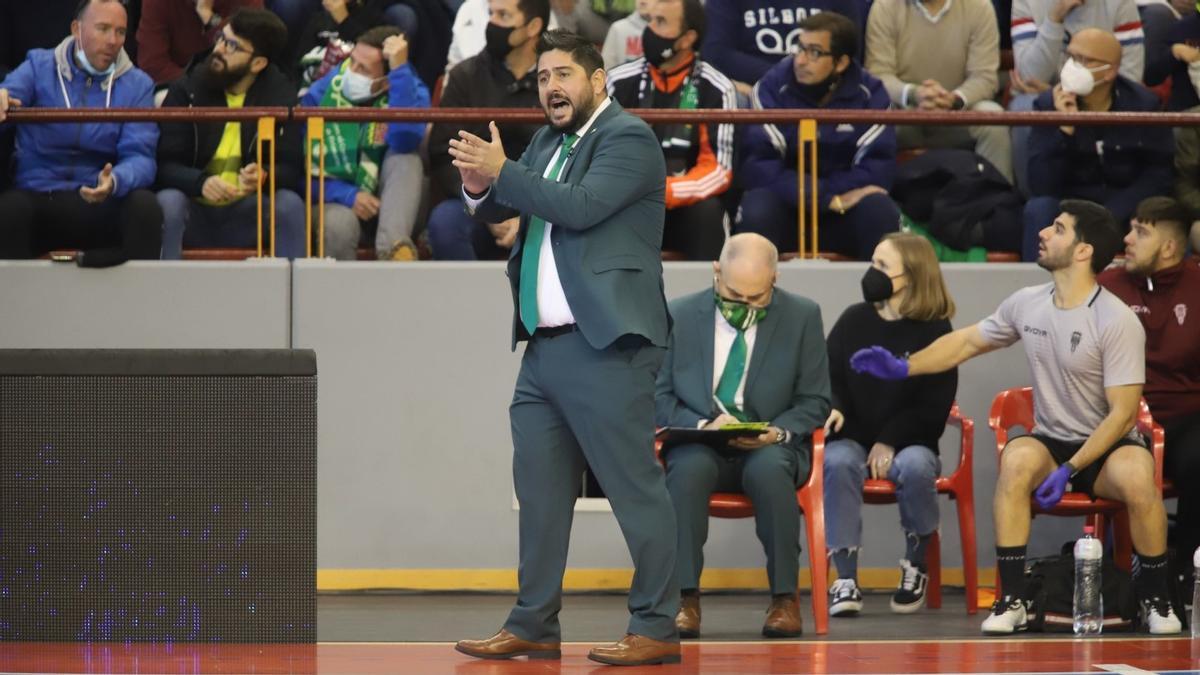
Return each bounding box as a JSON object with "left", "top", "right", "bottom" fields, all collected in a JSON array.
[
  {"left": 737, "top": 11, "right": 900, "bottom": 260},
  {"left": 1023, "top": 28, "right": 1173, "bottom": 261},
  {"left": 302, "top": 25, "right": 430, "bottom": 260},
  {"left": 0, "top": 0, "right": 161, "bottom": 264},
  {"left": 701, "top": 0, "right": 868, "bottom": 101}
]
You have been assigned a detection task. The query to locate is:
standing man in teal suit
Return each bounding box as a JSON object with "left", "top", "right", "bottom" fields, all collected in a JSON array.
[
  {"left": 449, "top": 29, "right": 682, "bottom": 667},
  {"left": 656, "top": 233, "right": 831, "bottom": 639}
]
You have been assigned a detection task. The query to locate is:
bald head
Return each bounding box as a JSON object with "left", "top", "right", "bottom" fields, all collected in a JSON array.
[
  {"left": 714, "top": 234, "right": 777, "bottom": 307},
  {"left": 718, "top": 233, "right": 778, "bottom": 272},
  {"left": 1070, "top": 28, "right": 1122, "bottom": 69}
]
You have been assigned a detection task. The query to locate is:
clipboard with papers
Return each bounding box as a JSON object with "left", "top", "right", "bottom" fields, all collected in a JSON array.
[{"left": 655, "top": 422, "right": 771, "bottom": 453}]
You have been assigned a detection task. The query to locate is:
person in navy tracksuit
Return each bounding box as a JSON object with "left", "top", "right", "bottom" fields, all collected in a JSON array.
[
  {"left": 702, "top": 0, "right": 869, "bottom": 98},
  {"left": 737, "top": 11, "right": 899, "bottom": 260}
]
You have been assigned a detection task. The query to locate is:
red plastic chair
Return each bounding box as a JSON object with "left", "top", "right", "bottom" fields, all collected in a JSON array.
[
  {"left": 988, "top": 387, "right": 1166, "bottom": 575},
  {"left": 703, "top": 428, "right": 830, "bottom": 635},
  {"left": 1140, "top": 400, "right": 1175, "bottom": 500},
  {"left": 862, "top": 404, "right": 978, "bottom": 614}
]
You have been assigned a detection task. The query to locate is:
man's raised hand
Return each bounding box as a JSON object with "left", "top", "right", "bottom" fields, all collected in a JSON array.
[{"left": 449, "top": 121, "right": 506, "bottom": 194}]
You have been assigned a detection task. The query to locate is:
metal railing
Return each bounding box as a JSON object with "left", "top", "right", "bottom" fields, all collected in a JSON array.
[{"left": 7, "top": 106, "right": 1199, "bottom": 260}]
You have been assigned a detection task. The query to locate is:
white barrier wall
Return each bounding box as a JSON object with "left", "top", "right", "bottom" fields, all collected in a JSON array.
[{"left": 1, "top": 260, "right": 1093, "bottom": 584}]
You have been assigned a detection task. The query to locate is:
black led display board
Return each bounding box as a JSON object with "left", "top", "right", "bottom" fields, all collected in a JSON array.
[{"left": 0, "top": 350, "right": 316, "bottom": 642}]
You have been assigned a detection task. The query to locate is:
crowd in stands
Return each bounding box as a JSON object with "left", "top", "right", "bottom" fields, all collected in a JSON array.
[{"left": 3, "top": 0, "right": 1200, "bottom": 263}]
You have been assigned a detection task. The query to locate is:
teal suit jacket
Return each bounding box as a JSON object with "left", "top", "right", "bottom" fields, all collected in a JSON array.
[
  {"left": 655, "top": 288, "right": 832, "bottom": 450},
  {"left": 471, "top": 99, "right": 671, "bottom": 351}
]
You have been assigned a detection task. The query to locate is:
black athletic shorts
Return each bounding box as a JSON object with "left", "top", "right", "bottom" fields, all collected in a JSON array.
[{"left": 1015, "top": 432, "right": 1149, "bottom": 498}]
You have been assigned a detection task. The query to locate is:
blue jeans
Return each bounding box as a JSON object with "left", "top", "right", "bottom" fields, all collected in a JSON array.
[
  {"left": 823, "top": 438, "right": 941, "bottom": 556},
  {"left": 382, "top": 2, "right": 419, "bottom": 37},
  {"left": 426, "top": 197, "right": 508, "bottom": 260},
  {"left": 157, "top": 188, "right": 307, "bottom": 259},
  {"left": 737, "top": 188, "right": 901, "bottom": 260},
  {"left": 267, "top": 0, "right": 321, "bottom": 38}
]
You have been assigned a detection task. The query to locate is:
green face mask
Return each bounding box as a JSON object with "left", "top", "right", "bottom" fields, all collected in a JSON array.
[{"left": 714, "top": 287, "right": 768, "bottom": 331}]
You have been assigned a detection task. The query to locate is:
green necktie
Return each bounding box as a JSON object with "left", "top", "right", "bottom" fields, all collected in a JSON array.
[
  {"left": 519, "top": 133, "right": 579, "bottom": 335},
  {"left": 714, "top": 331, "right": 748, "bottom": 422}
]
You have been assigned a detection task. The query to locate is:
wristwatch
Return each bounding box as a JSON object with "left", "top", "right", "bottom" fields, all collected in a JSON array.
[{"left": 774, "top": 427, "right": 786, "bottom": 444}]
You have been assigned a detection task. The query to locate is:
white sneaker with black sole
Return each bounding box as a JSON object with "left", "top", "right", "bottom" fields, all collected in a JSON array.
[
  {"left": 829, "top": 578, "right": 863, "bottom": 617},
  {"left": 981, "top": 595, "right": 1030, "bottom": 634},
  {"left": 890, "top": 559, "right": 928, "bottom": 614},
  {"left": 1141, "top": 596, "right": 1182, "bottom": 634}
]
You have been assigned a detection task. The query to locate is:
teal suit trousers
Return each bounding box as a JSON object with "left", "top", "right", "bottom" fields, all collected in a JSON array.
[{"left": 504, "top": 330, "right": 680, "bottom": 642}]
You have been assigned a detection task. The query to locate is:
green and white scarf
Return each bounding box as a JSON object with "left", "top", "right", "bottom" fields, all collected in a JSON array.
[{"left": 313, "top": 60, "right": 389, "bottom": 194}]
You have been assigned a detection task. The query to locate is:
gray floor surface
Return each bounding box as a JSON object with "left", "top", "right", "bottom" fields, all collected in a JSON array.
[{"left": 317, "top": 590, "right": 1034, "bottom": 643}]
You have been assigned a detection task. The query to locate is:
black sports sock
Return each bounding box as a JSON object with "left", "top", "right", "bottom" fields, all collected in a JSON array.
[
  {"left": 1134, "top": 552, "right": 1171, "bottom": 603},
  {"left": 996, "top": 545, "right": 1028, "bottom": 600}
]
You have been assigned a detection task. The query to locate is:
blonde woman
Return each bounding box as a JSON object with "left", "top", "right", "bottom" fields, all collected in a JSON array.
[{"left": 822, "top": 232, "right": 957, "bottom": 616}]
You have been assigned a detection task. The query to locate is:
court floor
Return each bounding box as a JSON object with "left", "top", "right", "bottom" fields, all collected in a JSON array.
[{"left": 0, "top": 592, "right": 1196, "bottom": 674}]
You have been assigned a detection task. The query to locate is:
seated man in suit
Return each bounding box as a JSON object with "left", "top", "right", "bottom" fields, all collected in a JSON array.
[{"left": 656, "top": 232, "right": 831, "bottom": 638}]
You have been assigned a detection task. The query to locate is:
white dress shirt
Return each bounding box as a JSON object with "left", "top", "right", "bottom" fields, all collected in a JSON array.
[{"left": 465, "top": 96, "right": 612, "bottom": 329}]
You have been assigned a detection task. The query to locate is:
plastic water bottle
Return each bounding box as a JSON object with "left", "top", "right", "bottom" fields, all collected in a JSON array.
[
  {"left": 1073, "top": 525, "right": 1104, "bottom": 636},
  {"left": 1191, "top": 546, "right": 1200, "bottom": 638}
]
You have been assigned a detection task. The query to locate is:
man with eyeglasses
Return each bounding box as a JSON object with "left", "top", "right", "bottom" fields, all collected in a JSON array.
[
  {"left": 0, "top": 0, "right": 162, "bottom": 266},
  {"left": 738, "top": 11, "right": 900, "bottom": 261},
  {"left": 155, "top": 8, "right": 306, "bottom": 260},
  {"left": 301, "top": 25, "right": 429, "bottom": 260},
  {"left": 1023, "top": 28, "right": 1173, "bottom": 261},
  {"left": 1007, "top": 0, "right": 1145, "bottom": 193},
  {"left": 701, "top": 0, "right": 867, "bottom": 103},
  {"left": 655, "top": 232, "right": 830, "bottom": 638},
  {"left": 866, "top": 0, "right": 1012, "bottom": 183}
]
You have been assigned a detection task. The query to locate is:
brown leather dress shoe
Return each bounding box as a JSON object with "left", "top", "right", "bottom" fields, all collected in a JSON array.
[
  {"left": 676, "top": 594, "right": 701, "bottom": 639},
  {"left": 587, "top": 633, "right": 682, "bottom": 666},
  {"left": 762, "top": 593, "right": 803, "bottom": 638},
  {"left": 455, "top": 629, "right": 561, "bottom": 660}
]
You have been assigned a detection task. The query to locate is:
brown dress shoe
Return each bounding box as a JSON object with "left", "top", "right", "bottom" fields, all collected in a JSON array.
[
  {"left": 676, "top": 594, "right": 701, "bottom": 639},
  {"left": 455, "top": 628, "right": 561, "bottom": 660},
  {"left": 762, "top": 593, "right": 803, "bottom": 638},
  {"left": 587, "top": 633, "right": 682, "bottom": 666}
]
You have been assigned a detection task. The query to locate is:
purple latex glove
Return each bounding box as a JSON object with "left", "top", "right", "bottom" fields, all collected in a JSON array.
[
  {"left": 1034, "top": 464, "right": 1072, "bottom": 510},
  {"left": 849, "top": 346, "right": 909, "bottom": 380}
]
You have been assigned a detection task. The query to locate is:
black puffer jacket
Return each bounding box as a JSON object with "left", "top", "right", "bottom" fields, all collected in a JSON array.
[{"left": 156, "top": 54, "right": 304, "bottom": 197}]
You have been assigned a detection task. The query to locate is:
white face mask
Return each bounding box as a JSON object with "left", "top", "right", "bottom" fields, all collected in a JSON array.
[
  {"left": 341, "top": 70, "right": 384, "bottom": 103},
  {"left": 1059, "top": 57, "right": 1109, "bottom": 97}
]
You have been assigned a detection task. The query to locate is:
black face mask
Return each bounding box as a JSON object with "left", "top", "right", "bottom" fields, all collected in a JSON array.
[
  {"left": 641, "top": 26, "right": 679, "bottom": 68},
  {"left": 485, "top": 22, "right": 517, "bottom": 61},
  {"left": 861, "top": 266, "right": 901, "bottom": 304}
]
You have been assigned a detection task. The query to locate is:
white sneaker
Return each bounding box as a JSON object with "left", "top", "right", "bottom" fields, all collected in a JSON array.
[
  {"left": 890, "top": 559, "right": 929, "bottom": 614},
  {"left": 1141, "top": 597, "right": 1182, "bottom": 634},
  {"left": 981, "top": 595, "right": 1029, "bottom": 635},
  {"left": 829, "top": 578, "right": 863, "bottom": 617}
]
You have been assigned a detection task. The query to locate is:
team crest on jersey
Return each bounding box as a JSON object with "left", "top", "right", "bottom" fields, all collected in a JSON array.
[
  {"left": 1175, "top": 304, "right": 1187, "bottom": 325},
  {"left": 1069, "top": 331, "right": 1082, "bottom": 353}
]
